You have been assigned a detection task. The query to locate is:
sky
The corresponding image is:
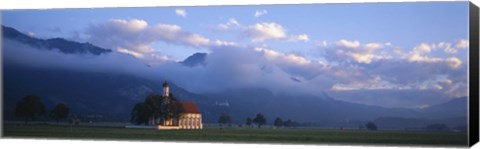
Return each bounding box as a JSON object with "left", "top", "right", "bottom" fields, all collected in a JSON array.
[{"left": 1, "top": 2, "right": 471, "bottom": 108}]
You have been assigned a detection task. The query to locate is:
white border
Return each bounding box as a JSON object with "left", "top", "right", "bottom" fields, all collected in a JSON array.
[{"left": 0, "top": 0, "right": 474, "bottom": 10}]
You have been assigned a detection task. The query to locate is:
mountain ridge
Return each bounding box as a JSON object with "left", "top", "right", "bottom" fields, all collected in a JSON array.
[{"left": 2, "top": 25, "right": 112, "bottom": 55}]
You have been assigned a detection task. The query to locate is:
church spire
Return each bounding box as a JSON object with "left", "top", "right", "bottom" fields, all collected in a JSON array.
[{"left": 163, "top": 81, "right": 169, "bottom": 97}]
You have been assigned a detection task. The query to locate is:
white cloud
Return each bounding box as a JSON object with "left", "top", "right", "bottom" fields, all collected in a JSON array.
[
  {"left": 331, "top": 76, "right": 402, "bottom": 91},
  {"left": 330, "top": 74, "right": 460, "bottom": 92},
  {"left": 220, "top": 21, "right": 308, "bottom": 43},
  {"left": 413, "top": 43, "right": 432, "bottom": 54},
  {"left": 213, "top": 40, "right": 238, "bottom": 47},
  {"left": 446, "top": 57, "right": 462, "bottom": 69},
  {"left": 216, "top": 18, "right": 240, "bottom": 30},
  {"left": 406, "top": 53, "right": 442, "bottom": 63},
  {"left": 436, "top": 42, "right": 458, "bottom": 54},
  {"left": 254, "top": 10, "right": 268, "bottom": 18},
  {"left": 175, "top": 9, "right": 187, "bottom": 18},
  {"left": 320, "top": 40, "right": 328, "bottom": 47},
  {"left": 364, "top": 43, "right": 383, "bottom": 52},
  {"left": 335, "top": 40, "right": 360, "bottom": 49},
  {"left": 243, "top": 22, "right": 287, "bottom": 42},
  {"left": 455, "top": 39, "right": 469, "bottom": 49},
  {"left": 26, "top": 32, "right": 35, "bottom": 37},
  {"left": 393, "top": 47, "right": 402, "bottom": 54},
  {"left": 255, "top": 47, "right": 327, "bottom": 80},
  {"left": 405, "top": 42, "right": 463, "bottom": 69},
  {"left": 117, "top": 48, "right": 145, "bottom": 59},
  {"left": 288, "top": 34, "right": 310, "bottom": 42},
  {"left": 328, "top": 40, "right": 390, "bottom": 64},
  {"left": 85, "top": 18, "right": 239, "bottom": 65}
]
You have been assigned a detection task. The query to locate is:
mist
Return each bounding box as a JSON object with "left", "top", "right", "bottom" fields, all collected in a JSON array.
[{"left": 2, "top": 39, "right": 321, "bottom": 96}]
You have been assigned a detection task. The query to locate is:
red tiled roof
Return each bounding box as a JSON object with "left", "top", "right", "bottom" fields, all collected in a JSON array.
[{"left": 180, "top": 102, "right": 201, "bottom": 114}]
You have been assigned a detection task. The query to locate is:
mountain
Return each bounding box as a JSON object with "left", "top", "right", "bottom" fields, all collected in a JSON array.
[
  {"left": 180, "top": 52, "right": 207, "bottom": 67},
  {"left": 2, "top": 25, "right": 112, "bottom": 55},
  {"left": 3, "top": 63, "right": 466, "bottom": 128},
  {"left": 420, "top": 97, "right": 467, "bottom": 118},
  {"left": 371, "top": 97, "right": 468, "bottom": 130},
  {"left": 2, "top": 62, "right": 467, "bottom": 127}
]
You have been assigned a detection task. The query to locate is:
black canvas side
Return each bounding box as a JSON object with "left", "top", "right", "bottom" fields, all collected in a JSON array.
[{"left": 469, "top": 1, "right": 479, "bottom": 147}]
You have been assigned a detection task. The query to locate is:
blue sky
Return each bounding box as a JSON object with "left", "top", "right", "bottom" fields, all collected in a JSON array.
[
  {"left": 2, "top": 2, "right": 468, "bottom": 60},
  {"left": 1, "top": 2, "right": 471, "bottom": 108}
]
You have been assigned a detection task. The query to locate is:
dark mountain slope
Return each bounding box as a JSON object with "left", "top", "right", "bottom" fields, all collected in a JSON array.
[
  {"left": 180, "top": 52, "right": 207, "bottom": 67},
  {"left": 2, "top": 25, "right": 112, "bottom": 55}
]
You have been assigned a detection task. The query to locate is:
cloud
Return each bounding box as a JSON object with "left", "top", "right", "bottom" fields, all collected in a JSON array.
[
  {"left": 331, "top": 76, "right": 405, "bottom": 91},
  {"left": 445, "top": 57, "right": 462, "bottom": 69},
  {"left": 413, "top": 43, "right": 432, "bottom": 54},
  {"left": 406, "top": 54, "right": 462, "bottom": 69},
  {"left": 175, "top": 9, "right": 187, "bottom": 18},
  {"left": 147, "top": 24, "right": 211, "bottom": 48},
  {"left": 330, "top": 75, "right": 454, "bottom": 91},
  {"left": 216, "top": 18, "right": 240, "bottom": 30},
  {"left": 243, "top": 22, "right": 287, "bottom": 42},
  {"left": 254, "top": 47, "right": 327, "bottom": 80},
  {"left": 413, "top": 39, "right": 468, "bottom": 55},
  {"left": 85, "top": 19, "right": 237, "bottom": 65},
  {"left": 364, "top": 43, "right": 383, "bottom": 52},
  {"left": 254, "top": 10, "right": 268, "bottom": 18},
  {"left": 26, "top": 32, "right": 35, "bottom": 37},
  {"left": 335, "top": 40, "right": 361, "bottom": 49},
  {"left": 2, "top": 39, "right": 152, "bottom": 77},
  {"left": 312, "top": 39, "right": 467, "bottom": 106},
  {"left": 455, "top": 39, "right": 469, "bottom": 49},
  {"left": 324, "top": 40, "right": 390, "bottom": 64},
  {"left": 288, "top": 34, "right": 309, "bottom": 42},
  {"left": 436, "top": 42, "right": 458, "bottom": 54},
  {"left": 404, "top": 42, "right": 463, "bottom": 69},
  {"left": 217, "top": 20, "right": 308, "bottom": 43},
  {"left": 241, "top": 22, "right": 309, "bottom": 43}
]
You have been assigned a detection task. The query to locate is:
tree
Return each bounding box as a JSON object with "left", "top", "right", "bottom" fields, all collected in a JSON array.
[
  {"left": 15, "top": 95, "right": 46, "bottom": 125},
  {"left": 245, "top": 117, "right": 252, "bottom": 127},
  {"left": 130, "top": 93, "right": 184, "bottom": 126},
  {"left": 252, "top": 113, "right": 266, "bottom": 128},
  {"left": 218, "top": 113, "right": 232, "bottom": 127},
  {"left": 282, "top": 119, "right": 299, "bottom": 128},
  {"left": 130, "top": 103, "right": 151, "bottom": 125},
  {"left": 49, "top": 103, "right": 70, "bottom": 124},
  {"left": 366, "top": 121, "right": 378, "bottom": 130},
  {"left": 274, "top": 117, "right": 283, "bottom": 128},
  {"left": 144, "top": 93, "right": 162, "bottom": 125},
  {"left": 160, "top": 95, "right": 182, "bottom": 126}
]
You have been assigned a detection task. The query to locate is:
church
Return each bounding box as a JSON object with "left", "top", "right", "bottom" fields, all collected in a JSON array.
[{"left": 158, "top": 81, "right": 203, "bottom": 130}]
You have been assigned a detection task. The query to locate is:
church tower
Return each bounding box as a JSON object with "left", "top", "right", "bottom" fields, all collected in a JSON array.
[{"left": 163, "top": 81, "right": 169, "bottom": 97}]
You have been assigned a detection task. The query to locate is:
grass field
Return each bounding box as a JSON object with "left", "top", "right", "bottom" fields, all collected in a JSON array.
[{"left": 2, "top": 123, "right": 468, "bottom": 147}]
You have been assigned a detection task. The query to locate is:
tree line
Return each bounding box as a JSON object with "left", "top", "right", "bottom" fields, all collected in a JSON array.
[
  {"left": 14, "top": 95, "right": 70, "bottom": 125},
  {"left": 218, "top": 113, "right": 380, "bottom": 130},
  {"left": 218, "top": 113, "right": 302, "bottom": 128}
]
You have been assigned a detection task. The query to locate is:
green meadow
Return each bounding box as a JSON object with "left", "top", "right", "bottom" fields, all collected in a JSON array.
[{"left": 2, "top": 123, "right": 467, "bottom": 147}]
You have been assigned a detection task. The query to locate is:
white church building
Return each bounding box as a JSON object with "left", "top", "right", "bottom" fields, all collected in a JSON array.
[{"left": 157, "top": 81, "right": 203, "bottom": 130}]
